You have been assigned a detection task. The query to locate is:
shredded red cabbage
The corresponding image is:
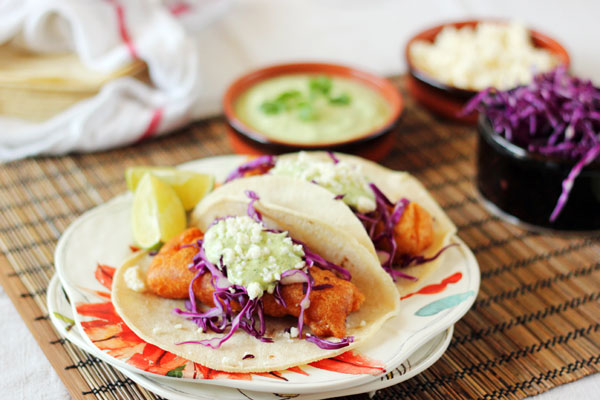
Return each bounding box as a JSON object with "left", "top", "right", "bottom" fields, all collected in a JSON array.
[
  {"left": 356, "top": 184, "right": 420, "bottom": 281},
  {"left": 397, "top": 243, "right": 458, "bottom": 269},
  {"left": 300, "top": 242, "right": 352, "bottom": 281},
  {"left": 272, "top": 282, "right": 286, "bottom": 308},
  {"left": 313, "top": 284, "right": 334, "bottom": 290},
  {"left": 225, "top": 155, "right": 275, "bottom": 183},
  {"left": 280, "top": 268, "right": 311, "bottom": 337},
  {"left": 174, "top": 191, "right": 353, "bottom": 350},
  {"left": 461, "top": 67, "right": 600, "bottom": 221},
  {"left": 305, "top": 334, "right": 354, "bottom": 349},
  {"left": 327, "top": 151, "right": 340, "bottom": 164},
  {"left": 550, "top": 143, "right": 600, "bottom": 221},
  {"left": 391, "top": 198, "right": 410, "bottom": 226},
  {"left": 244, "top": 190, "right": 262, "bottom": 223}
]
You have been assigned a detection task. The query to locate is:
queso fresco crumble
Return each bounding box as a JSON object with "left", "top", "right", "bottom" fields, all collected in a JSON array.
[{"left": 203, "top": 216, "right": 305, "bottom": 299}]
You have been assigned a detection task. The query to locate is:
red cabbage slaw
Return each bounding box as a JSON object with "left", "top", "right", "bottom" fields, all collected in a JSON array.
[
  {"left": 225, "top": 155, "right": 276, "bottom": 183},
  {"left": 357, "top": 184, "right": 455, "bottom": 281},
  {"left": 461, "top": 67, "right": 600, "bottom": 221},
  {"left": 175, "top": 191, "right": 353, "bottom": 350},
  {"left": 226, "top": 155, "right": 451, "bottom": 281}
]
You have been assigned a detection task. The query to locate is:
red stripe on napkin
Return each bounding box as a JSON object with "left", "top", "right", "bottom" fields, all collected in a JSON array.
[
  {"left": 108, "top": 0, "right": 138, "bottom": 59},
  {"left": 168, "top": 2, "right": 191, "bottom": 16},
  {"left": 138, "top": 108, "right": 163, "bottom": 141}
]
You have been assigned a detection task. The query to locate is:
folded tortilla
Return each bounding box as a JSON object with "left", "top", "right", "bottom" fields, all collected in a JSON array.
[
  {"left": 0, "top": 44, "right": 145, "bottom": 92},
  {"left": 273, "top": 152, "right": 458, "bottom": 296},
  {"left": 112, "top": 176, "right": 399, "bottom": 373}
]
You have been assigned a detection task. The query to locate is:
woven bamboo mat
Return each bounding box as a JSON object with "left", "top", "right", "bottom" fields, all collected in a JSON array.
[{"left": 1, "top": 76, "right": 599, "bottom": 400}]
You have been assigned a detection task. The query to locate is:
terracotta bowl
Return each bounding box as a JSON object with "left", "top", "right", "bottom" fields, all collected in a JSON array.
[
  {"left": 477, "top": 115, "right": 600, "bottom": 231},
  {"left": 404, "top": 20, "right": 570, "bottom": 124},
  {"left": 223, "top": 62, "right": 403, "bottom": 161}
]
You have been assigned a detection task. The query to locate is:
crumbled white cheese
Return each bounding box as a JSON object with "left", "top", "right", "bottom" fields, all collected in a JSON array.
[
  {"left": 174, "top": 324, "right": 183, "bottom": 330},
  {"left": 203, "top": 216, "right": 306, "bottom": 299},
  {"left": 152, "top": 326, "right": 165, "bottom": 335},
  {"left": 124, "top": 265, "right": 146, "bottom": 292},
  {"left": 409, "top": 22, "right": 560, "bottom": 91},
  {"left": 360, "top": 320, "right": 366, "bottom": 327},
  {"left": 356, "top": 196, "right": 376, "bottom": 214},
  {"left": 289, "top": 327, "right": 299, "bottom": 338},
  {"left": 246, "top": 244, "right": 261, "bottom": 259},
  {"left": 247, "top": 282, "right": 262, "bottom": 299},
  {"left": 270, "top": 152, "right": 376, "bottom": 212}
]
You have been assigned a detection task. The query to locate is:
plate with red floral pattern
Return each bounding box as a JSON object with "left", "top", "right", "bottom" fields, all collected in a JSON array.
[
  {"left": 54, "top": 155, "right": 479, "bottom": 394},
  {"left": 48, "top": 274, "right": 454, "bottom": 399}
]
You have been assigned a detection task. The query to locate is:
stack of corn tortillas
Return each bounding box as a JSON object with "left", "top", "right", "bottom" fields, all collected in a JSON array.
[{"left": 0, "top": 44, "right": 146, "bottom": 122}]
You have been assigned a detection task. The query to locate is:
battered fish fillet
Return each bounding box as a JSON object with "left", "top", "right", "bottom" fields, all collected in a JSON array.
[
  {"left": 146, "top": 228, "right": 203, "bottom": 299},
  {"left": 392, "top": 202, "right": 434, "bottom": 255},
  {"left": 146, "top": 228, "right": 365, "bottom": 338},
  {"left": 375, "top": 202, "right": 434, "bottom": 257}
]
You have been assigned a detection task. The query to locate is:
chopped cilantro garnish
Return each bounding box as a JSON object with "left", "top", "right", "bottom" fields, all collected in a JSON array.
[
  {"left": 259, "top": 75, "right": 351, "bottom": 121},
  {"left": 309, "top": 76, "right": 332, "bottom": 96},
  {"left": 298, "top": 101, "right": 317, "bottom": 121},
  {"left": 330, "top": 93, "right": 351, "bottom": 105},
  {"left": 260, "top": 101, "right": 283, "bottom": 114}
]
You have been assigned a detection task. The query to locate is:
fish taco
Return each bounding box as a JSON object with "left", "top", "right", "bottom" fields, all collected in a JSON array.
[
  {"left": 112, "top": 177, "right": 399, "bottom": 373},
  {"left": 225, "top": 151, "right": 457, "bottom": 296}
]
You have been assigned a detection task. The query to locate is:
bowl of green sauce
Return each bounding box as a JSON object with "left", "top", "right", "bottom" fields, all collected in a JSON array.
[{"left": 223, "top": 63, "right": 403, "bottom": 160}]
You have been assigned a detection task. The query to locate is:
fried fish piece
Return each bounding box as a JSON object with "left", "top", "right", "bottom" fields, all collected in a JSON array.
[
  {"left": 263, "top": 267, "right": 364, "bottom": 338},
  {"left": 146, "top": 228, "right": 202, "bottom": 299},
  {"left": 375, "top": 202, "right": 434, "bottom": 257},
  {"left": 146, "top": 228, "right": 365, "bottom": 338},
  {"left": 393, "top": 202, "right": 434, "bottom": 255}
]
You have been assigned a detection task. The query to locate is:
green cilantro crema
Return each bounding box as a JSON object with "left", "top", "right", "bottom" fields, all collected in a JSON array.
[{"left": 234, "top": 74, "right": 391, "bottom": 145}]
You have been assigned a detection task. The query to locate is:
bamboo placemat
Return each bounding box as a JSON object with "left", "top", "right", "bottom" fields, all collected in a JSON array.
[{"left": 1, "top": 76, "right": 599, "bottom": 400}]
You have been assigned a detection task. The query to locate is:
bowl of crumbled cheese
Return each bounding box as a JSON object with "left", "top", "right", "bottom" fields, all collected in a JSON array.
[{"left": 404, "top": 20, "right": 569, "bottom": 123}]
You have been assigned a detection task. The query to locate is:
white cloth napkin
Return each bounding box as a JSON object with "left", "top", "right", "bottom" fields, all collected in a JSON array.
[{"left": 0, "top": 0, "right": 204, "bottom": 162}]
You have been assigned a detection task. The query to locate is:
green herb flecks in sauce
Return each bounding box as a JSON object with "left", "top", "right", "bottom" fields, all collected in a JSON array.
[
  {"left": 234, "top": 74, "right": 391, "bottom": 145},
  {"left": 260, "top": 76, "right": 350, "bottom": 121}
]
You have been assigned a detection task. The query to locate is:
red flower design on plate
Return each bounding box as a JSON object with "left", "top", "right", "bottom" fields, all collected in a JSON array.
[
  {"left": 401, "top": 272, "right": 463, "bottom": 300},
  {"left": 309, "top": 351, "right": 385, "bottom": 375}
]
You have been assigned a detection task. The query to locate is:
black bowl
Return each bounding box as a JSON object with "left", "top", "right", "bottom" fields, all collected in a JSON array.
[{"left": 477, "top": 115, "right": 600, "bottom": 231}]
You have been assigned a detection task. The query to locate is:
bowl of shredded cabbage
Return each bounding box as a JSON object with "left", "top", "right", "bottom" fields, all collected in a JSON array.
[{"left": 464, "top": 67, "right": 600, "bottom": 231}]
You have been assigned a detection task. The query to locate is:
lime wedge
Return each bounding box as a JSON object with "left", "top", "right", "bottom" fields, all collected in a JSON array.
[
  {"left": 132, "top": 173, "right": 186, "bottom": 248},
  {"left": 126, "top": 167, "right": 214, "bottom": 210}
]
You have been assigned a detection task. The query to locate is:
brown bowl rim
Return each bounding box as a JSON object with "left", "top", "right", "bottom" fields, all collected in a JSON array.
[
  {"left": 222, "top": 62, "right": 403, "bottom": 148},
  {"left": 404, "top": 19, "right": 571, "bottom": 98}
]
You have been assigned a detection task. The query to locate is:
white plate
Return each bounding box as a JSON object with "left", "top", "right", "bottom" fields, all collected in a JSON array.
[
  {"left": 48, "top": 274, "right": 454, "bottom": 399},
  {"left": 55, "top": 155, "right": 479, "bottom": 394}
]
